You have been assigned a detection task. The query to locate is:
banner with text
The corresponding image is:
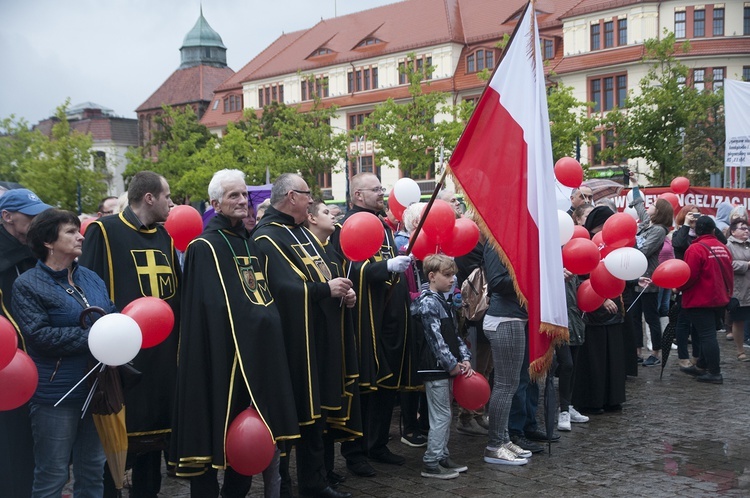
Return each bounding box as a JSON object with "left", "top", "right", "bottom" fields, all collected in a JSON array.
[
  {"left": 615, "top": 187, "right": 750, "bottom": 216},
  {"left": 725, "top": 79, "right": 750, "bottom": 168}
]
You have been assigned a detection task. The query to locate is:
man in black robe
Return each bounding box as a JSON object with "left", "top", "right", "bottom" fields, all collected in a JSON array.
[
  {"left": 170, "top": 169, "right": 299, "bottom": 497},
  {"left": 0, "top": 188, "right": 52, "bottom": 498},
  {"left": 330, "top": 173, "right": 414, "bottom": 477},
  {"left": 79, "top": 171, "right": 180, "bottom": 498},
  {"left": 253, "top": 173, "right": 356, "bottom": 498}
]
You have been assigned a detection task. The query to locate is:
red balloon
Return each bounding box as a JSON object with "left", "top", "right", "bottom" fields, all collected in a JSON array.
[
  {"left": 572, "top": 226, "right": 590, "bottom": 240},
  {"left": 165, "top": 205, "right": 203, "bottom": 252},
  {"left": 0, "top": 350, "right": 38, "bottom": 411},
  {"left": 80, "top": 218, "right": 96, "bottom": 235},
  {"left": 0, "top": 317, "right": 18, "bottom": 370},
  {"left": 421, "top": 200, "right": 456, "bottom": 243},
  {"left": 554, "top": 157, "right": 583, "bottom": 188},
  {"left": 121, "top": 297, "right": 175, "bottom": 349},
  {"left": 602, "top": 213, "right": 638, "bottom": 249},
  {"left": 387, "top": 189, "right": 406, "bottom": 222},
  {"left": 599, "top": 244, "right": 616, "bottom": 259},
  {"left": 440, "top": 218, "right": 480, "bottom": 257},
  {"left": 562, "top": 238, "right": 600, "bottom": 275},
  {"left": 411, "top": 230, "right": 438, "bottom": 261},
  {"left": 591, "top": 231, "right": 604, "bottom": 249},
  {"left": 577, "top": 280, "right": 606, "bottom": 313},
  {"left": 671, "top": 176, "right": 690, "bottom": 195},
  {"left": 651, "top": 259, "right": 691, "bottom": 289},
  {"left": 453, "top": 372, "right": 490, "bottom": 411},
  {"left": 339, "top": 212, "right": 385, "bottom": 261},
  {"left": 226, "top": 407, "right": 276, "bottom": 476},
  {"left": 590, "top": 262, "right": 626, "bottom": 299},
  {"left": 658, "top": 193, "right": 680, "bottom": 215}
]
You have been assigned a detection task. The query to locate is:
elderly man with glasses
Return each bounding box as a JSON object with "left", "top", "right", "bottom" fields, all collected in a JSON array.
[{"left": 567, "top": 186, "right": 594, "bottom": 216}]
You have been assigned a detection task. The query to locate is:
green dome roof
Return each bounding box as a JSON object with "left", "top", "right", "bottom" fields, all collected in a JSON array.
[{"left": 181, "top": 8, "right": 226, "bottom": 49}]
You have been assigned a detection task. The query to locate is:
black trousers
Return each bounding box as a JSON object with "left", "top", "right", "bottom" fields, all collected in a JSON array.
[
  {"left": 296, "top": 417, "right": 327, "bottom": 495},
  {"left": 190, "top": 466, "right": 253, "bottom": 498},
  {"left": 341, "top": 389, "right": 396, "bottom": 462},
  {"left": 103, "top": 450, "right": 163, "bottom": 498},
  {"left": 0, "top": 404, "right": 34, "bottom": 498}
]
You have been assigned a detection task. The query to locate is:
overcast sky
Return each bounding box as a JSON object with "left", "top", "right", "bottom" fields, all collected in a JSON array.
[{"left": 0, "top": 0, "right": 398, "bottom": 125}]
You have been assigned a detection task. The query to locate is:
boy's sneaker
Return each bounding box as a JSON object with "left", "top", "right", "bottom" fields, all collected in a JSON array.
[
  {"left": 502, "top": 441, "right": 532, "bottom": 459},
  {"left": 483, "top": 446, "right": 528, "bottom": 466},
  {"left": 421, "top": 464, "right": 459, "bottom": 479},
  {"left": 456, "top": 418, "right": 488, "bottom": 436},
  {"left": 400, "top": 433, "right": 427, "bottom": 448},
  {"left": 510, "top": 434, "right": 543, "bottom": 454},
  {"left": 439, "top": 458, "right": 468, "bottom": 473},
  {"left": 557, "top": 411, "right": 571, "bottom": 431},
  {"left": 568, "top": 406, "right": 589, "bottom": 423},
  {"left": 642, "top": 355, "right": 661, "bottom": 367}
]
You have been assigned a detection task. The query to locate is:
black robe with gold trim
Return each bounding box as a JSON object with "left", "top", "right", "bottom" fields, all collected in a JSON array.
[
  {"left": 169, "top": 214, "right": 299, "bottom": 475},
  {"left": 253, "top": 207, "right": 361, "bottom": 431},
  {"left": 329, "top": 205, "right": 415, "bottom": 390},
  {"left": 79, "top": 207, "right": 180, "bottom": 440}
]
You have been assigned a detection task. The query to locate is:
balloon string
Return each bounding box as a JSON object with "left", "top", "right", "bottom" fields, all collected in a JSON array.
[
  {"left": 340, "top": 264, "right": 353, "bottom": 308},
  {"left": 54, "top": 361, "right": 102, "bottom": 407},
  {"left": 80, "top": 363, "right": 107, "bottom": 418},
  {"left": 626, "top": 288, "right": 645, "bottom": 313}
]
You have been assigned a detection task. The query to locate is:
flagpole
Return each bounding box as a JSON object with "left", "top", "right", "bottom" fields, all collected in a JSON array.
[{"left": 404, "top": 164, "right": 449, "bottom": 256}]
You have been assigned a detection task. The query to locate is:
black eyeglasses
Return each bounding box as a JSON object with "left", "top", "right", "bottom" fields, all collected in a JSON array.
[
  {"left": 357, "top": 187, "right": 387, "bottom": 194},
  {"left": 289, "top": 189, "right": 312, "bottom": 197}
]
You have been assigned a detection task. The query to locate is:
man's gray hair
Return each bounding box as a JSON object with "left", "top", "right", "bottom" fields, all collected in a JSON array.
[
  {"left": 270, "top": 173, "right": 299, "bottom": 206},
  {"left": 208, "top": 169, "right": 245, "bottom": 202}
]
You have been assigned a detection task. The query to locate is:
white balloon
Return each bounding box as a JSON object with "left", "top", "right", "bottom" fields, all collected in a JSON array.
[
  {"left": 88, "top": 314, "right": 142, "bottom": 366},
  {"left": 558, "top": 210, "right": 575, "bottom": 246},
  {"left": 392, "top": 178, "right": 421, "bottom": 206},
  {"left": 623, "top": 205, "right": 639, "bottom": 220},
  {"left": 604, "top": 247, "right": 648, "bottom": 280}
]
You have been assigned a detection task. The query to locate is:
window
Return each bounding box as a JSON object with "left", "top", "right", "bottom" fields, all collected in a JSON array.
[
  {"left": 258, "top": 84, "right": 283, "bottom": 107},
  {"left": 694, "top": 9, "right": 705, "bottom": 37},
  {"left": 301, "top": 76, "right": 329, "bottom": 101},
  {"left": 590, "top": 129, "right": 626, "bottom": 165},
  {"left": 589, "top": 73, "right": 627, "bottom": 112},
  {"left": 694, "top": 69, "right": 705, "bottom": 92},
  {"left": 745, "top": 7, "right": 750, "bottom": 35},
  {"left": 309, "top": 47, "right": 333, "bottom": 57},
  {"left": 744, "top": 66, "right": 750, "bottom": 82},
  {"left": 618, "top": 19, "right": 627, "bottom": 45},
  {"left": 466, "top": 49, "right": 493, "bottom": 73},
  {"left": 591, "top": 24, "right": 600, "bottom": 50},
  {"left": 398, "top": 61, "right": 407, "bottom": 84},
  {"left": 713, "top": 8, "right": 724, "bottom": 36},
  {"left": 212, "top": 99, "right": 219, "bottom": 110},
  {"left": 675, "top": 11, "right": 686, "bottom": 38},
  {"left": 712, "top": 68, "right": 724, "bottom": 90},
  {"left": 348, "top": 112, "right": 371, "bottom": 131},
  {"left": 347, "top": 67, "right": 377, "bottom": 93},
  {"left": 604, "top": 21, "right": 614, "bottom": 48},
  {"left": 223, "top": 94, "right": 242, "bottom": 113},
  {"left": 543, "top": 39, "right": 554, "bottom": 60},
  {"left": 356, "top": 37, "right": 382, "bottom": 48},
  {"left": 400, "top": 55, "right": 433, "bottom": 81}
]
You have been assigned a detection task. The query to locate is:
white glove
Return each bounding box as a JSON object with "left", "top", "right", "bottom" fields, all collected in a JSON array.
[{"left": 387, "top": 255, "right": 411, "bottom": 273}]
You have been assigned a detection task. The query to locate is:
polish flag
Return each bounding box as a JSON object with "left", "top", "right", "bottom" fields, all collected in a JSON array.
[{"left": 448, "top": 1, "right": 568, "bottom": 377}]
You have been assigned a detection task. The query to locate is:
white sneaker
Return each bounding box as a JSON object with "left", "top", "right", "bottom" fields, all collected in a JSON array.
[
  {"left": 557, "top": 411, "right": 571, "bottom": 431},
  {"left": 569, "top": 406, "right": 590, "bottom": 423},
  {"left": 502, "top": 441, "right": 532, "bottom": 459},
  {"left": 483, "top": 446, "right": 527, "bottom": 466}
]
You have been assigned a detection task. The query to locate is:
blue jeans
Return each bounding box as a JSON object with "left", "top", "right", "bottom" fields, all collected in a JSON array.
[
  {"left": 423, "top": 378, "right": 452, "bottom": 466},
  {"left": 508, "top": 335, "right": 539, "bottom": 437},
  {"left": 657, "top": 288, "right": 672, "bottom": 317},
  {"left": 29, "top": 402, "right": 105, "bottom": 498}
]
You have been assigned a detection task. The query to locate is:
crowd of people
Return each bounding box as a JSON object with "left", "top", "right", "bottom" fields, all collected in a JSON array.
[{"left": 0, "top": 170, "right": 746, "bottom": 498}]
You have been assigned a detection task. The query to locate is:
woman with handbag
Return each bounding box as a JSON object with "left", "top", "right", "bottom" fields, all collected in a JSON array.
[{"left": 12, "top": 209, "right": 116, "bottom": 497}]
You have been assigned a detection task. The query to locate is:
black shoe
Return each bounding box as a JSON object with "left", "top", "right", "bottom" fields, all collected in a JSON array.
[
  {"left": 368, "top": 448, "right": 405, "bottom": 465},
  {"left": 579, "top": 407, "right": 605, "bottom": 415},
  {"left": 525, "top": 430, "right": 560, "bottom": 442},
  {"left": 306, "top": 486, "right": 352, "bottom": 498},
  {"left": 680, "top": 365, "right": 706, "bottom": 377},
  {"left": 327, "top": 470, "right": 346, "bottom": 487},
  {"left": 604, "top": 404, "right": 622, "bottom": 412},
  {"left": 696, "top": 372, "right": 723, "bottom": 384},
  {"left": 510, "top": 433, "right": 544, "bottom": 454},
  {"left": 346, "top": 460, "right": 376, "bottom": 477}
]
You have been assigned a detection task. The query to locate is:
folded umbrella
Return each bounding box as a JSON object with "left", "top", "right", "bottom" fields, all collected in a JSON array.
[
  {"left": 581, "top": 179, "right": 625, "bottom": 203},
  {"left": 660, "top": 298, "right": 681, "bottom": 380}
]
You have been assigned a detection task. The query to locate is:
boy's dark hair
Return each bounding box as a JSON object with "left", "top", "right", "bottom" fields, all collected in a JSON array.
[
  {"left": 27, "top": 209, "right": 81, "bottom": 260},
  {"left": 423, "top": 254, "right": 457, "bottom": 276}
]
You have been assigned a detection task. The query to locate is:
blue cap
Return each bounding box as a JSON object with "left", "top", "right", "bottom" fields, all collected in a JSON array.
[{"left": 0, "top": 189, "right": 53, "bottom": 216}]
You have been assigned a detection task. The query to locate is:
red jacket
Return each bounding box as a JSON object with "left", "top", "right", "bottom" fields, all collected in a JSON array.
[{"left": 679, "top": 234, "right": 733, "bottom": 309}]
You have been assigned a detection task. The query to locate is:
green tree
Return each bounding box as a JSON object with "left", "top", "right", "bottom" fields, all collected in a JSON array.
[
  {"left": 547, "top": 83, "right": 599, "bottom": 163},
  {"left": 19, "top": 102, "right": 106, "bottom": 212},
  {"left": 0, "top": 116, "right": 41, "bottom": 183},
  {"left": 598, "top": 32, "right": 718, "bottom": 185},
  {"left": 682, "top": 88, "right": 724, "bottom": 185}
]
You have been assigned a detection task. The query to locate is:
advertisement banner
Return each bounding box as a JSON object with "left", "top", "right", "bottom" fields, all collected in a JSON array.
[
  {"left": 614, "top": 187, "right": 750, "bottom": 216},
  {"left": 724, "top": 79, "right": 750, "bottom": 168}
]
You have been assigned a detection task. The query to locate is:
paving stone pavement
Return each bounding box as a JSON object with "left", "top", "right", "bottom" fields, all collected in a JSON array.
[{"left": 66, "top": 334, "right": 750, "bottom": 497}]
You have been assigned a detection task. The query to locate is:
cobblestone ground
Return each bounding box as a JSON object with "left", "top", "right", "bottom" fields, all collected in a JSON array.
[{"left": 65, "top": 333, "right": 750, "bottom": 497}]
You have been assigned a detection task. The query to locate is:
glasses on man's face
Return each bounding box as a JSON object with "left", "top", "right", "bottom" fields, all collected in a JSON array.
[
  {"left": 580, "top": 194, "right": 592, "bottom": 201},
  {"left": 100, "top": 210, "right": 114, "bottom": 215},
  {"left": 737, "top": 226, "right": 750, "bottom": 231},
  {"left": 289, "top": 189, "right": 312, "bottom": 197},
  {"left": 358, "top": 187, "right": 387, "bottom": 194}
]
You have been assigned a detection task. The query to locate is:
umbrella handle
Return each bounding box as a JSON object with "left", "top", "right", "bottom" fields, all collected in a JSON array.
[{"left": 80, "top": 306, "right": 107, "bottom": 328}]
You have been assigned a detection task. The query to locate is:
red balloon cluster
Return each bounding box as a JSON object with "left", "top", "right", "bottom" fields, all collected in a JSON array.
[
  {"left": 441, "top": 218, "right": 480, "bottom": 257},
  {"left": 226, "top": 407, "right": 276, "bottom": 476},
  {"left": 387, "top": 189, "right": 406, "bottom": 221},
  {"left": 0, "top": 317, "right": 38, "bottom": 411},
  {"left": 0, "top": 317, "right": 17, "bottom": 370},
  {"left": 340, "top": 212, "right": 385, "bottom": 261},
  {"left": 576, "top": 280, "right": 606, "bottom": 312},
  {"left": 122, "top": 297, "right": 175, "bottom": 349},
  {"left": 453, "top": 372, "right": 490, "bottom": 411},
  {"left": 571, "top": 225, "right": 590, "bottom": 240},
  {"left": 554, "top": 157, "right": 583, "bottom": 188},
  {"left": 165, "top": 205, "right": 203, "bottom": 252},
  {"left": 602, "top": 213, "right": 637, "bottom": 249},
  {"left": 651, "top": 259, "right": 691, "bottom": 288},
  {"left": 562, "top": 239, "right": 600, "bottom": 275},
  {"left": 590, "top": 262, "right": 625, "bottom": 299}
]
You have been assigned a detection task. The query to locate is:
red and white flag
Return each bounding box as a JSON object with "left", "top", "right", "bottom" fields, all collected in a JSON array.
[{"left": 448, "top": 1, "right": 568, "bottom": 377}]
